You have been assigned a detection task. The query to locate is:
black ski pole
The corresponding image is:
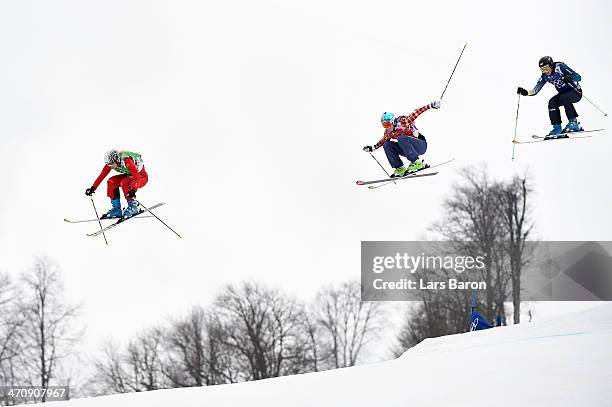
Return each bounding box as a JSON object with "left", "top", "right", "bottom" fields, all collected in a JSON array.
[
  {"left": 512, "top": 94, "right": 521, "bottom": 161},
  {"left": 89, "top": 197, "right": 108, "bottom": 245},
  {"left": 369, "top": 152, "right": 396, "bottom": 185},
  {"left": 440, "top": 42, "right": 467, "bottom": 100},
  {"left": 136, "top": 199, "right": 182, "bottom": 239}
]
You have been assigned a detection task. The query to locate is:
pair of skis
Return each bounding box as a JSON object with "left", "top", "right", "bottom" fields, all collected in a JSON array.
[
  {"left": 356, "top": 159, "right": 454, "bottom": 189},
  {"left": 64, "top": 215, "right": 154, "bottom": 223},
  {"left": 512, "top": 129, "right": 604, "bottom": 144},
  {"left": 66, "top": 202, "right": 181, "bottom": 239},
  {"left": 85, "top": 202, "right": 167, "bottom": 237}
]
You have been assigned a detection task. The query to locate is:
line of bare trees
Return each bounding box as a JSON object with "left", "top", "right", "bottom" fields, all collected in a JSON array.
[
  {"left": 0, "top": 258, "right": 385, "bottom": 403},
  {"left": 0, "top": 257, "right": 81, "bottom": 405},
  {"left": 394, "top": 165, "right": 534, "bottom": 354},
  {"left": 89, "top": 280, "right": 383, "bottom": 395}
]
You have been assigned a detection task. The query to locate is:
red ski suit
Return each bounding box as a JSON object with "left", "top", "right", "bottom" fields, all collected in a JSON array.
[{"left": 92, "top": 157, "right": 148, "bottom": 199}]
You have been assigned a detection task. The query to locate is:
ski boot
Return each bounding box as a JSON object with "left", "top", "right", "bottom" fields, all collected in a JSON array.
[
  {"left": 122, "top": 199, "right": 142, "bottom": 219},
  {"left": 391, "top": 165, "right": 408, "bottom": 178},
  {"left": 543, "top": 124, "right": 567, "bottom": 140},
  {"left": 563, "top": 118, "right": 583, "bottom": 133},
  {"left": 101, "top": 198, "right": 122, "bottom": 219},
  {"left": 407, "top": 159, "right": 427, "bottom": 174}
]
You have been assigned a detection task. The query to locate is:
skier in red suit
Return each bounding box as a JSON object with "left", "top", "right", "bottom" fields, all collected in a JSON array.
[{"left": 85, "top": 150, "right": 148, "bottom": 219}]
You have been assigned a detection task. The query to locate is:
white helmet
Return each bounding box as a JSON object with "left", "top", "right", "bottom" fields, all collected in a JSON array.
[{"left": 104, "top": 149, "right": 120, "bottom": 165}]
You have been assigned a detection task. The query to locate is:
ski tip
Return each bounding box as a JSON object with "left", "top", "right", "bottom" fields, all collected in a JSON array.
[
  {"left": 63, "top": 218, "right": 70, "bottom": 222},
  {"left": 356, "top": 181, "right": 365, "bottom": 185}
]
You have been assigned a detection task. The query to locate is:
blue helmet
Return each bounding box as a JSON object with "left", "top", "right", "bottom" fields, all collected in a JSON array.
[{"left": 380, "top": 112, "right": 395, "bottom": 123}]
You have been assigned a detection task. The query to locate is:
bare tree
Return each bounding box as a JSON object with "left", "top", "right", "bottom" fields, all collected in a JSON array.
[
  {"left": 19, "top": 257, "right": 81, "bottom": 401},
  {"left": 312, "top": 281, "right": 383, "bottom": 369},
  {"left": 163, "top": 306, "right": 238, "bottom": 387},
  {"left": 495, "top": 174, "right": 534, "bottom": 323},
  {"left": 163, "top": 307, "right": 207, "bottom": 387},
  {"left": 213, "top": 282, "right": 312, "bottom": 380},
  {"left": 124, "top": 328, "right": 168, "bottom": 391},
  {"left": 434, "top": 166, "right": 508, "bottom": 320},
  {"left": 301, "top": 315, "right": 322, "bottom": 372},
  {"left": 92, "top": 328, "right": 169, "bottom": 394},
  {"left": 0, "top": 272, "right": 27, "bottom": 397},
  {"left": 394, "top": 166, "right": 536, "bottom": 355},
  {"left": 91, "top": 341, "right": 130, "bottom": 395},
  {"left": 201, "top": 316, "right": 241, "bottom": 384}
]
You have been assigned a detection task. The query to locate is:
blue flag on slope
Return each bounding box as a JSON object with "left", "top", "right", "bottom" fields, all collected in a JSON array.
[
  {"left": 470, "top": 309, "right": 494, "bottom": 331},
  {"left": 470, "top": 290, "right": 495, "bottom": 331}
]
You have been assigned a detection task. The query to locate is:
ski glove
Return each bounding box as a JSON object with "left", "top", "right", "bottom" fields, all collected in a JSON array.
[
  {"left": 363, "top": 145, "right": 375, "bottom": 153},
  {"left": 430, "top": 100, "right": 441, "bottom": 109},
  {"left": 85, "top": 186, "right": 96, "bottom": 196},
  {"left": 517, "top": 87, "right": 529, "bottom": 96},
  {"left": 126, "top": 190, "right": 136, "bottom": 198}
]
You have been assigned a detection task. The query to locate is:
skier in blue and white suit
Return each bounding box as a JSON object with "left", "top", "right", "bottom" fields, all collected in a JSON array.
[{"left": 517, "top": 56, "right": 583, "bottom": 138}]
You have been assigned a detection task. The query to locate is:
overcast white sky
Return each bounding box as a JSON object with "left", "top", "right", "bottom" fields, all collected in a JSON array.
[{"left": 0, "top": 0, "right": 611, "bottom": 358}]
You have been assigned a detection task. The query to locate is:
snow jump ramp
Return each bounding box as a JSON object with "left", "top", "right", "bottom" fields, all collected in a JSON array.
[{"left": 46, "top": 304, "right": 612, "bottom": 407}]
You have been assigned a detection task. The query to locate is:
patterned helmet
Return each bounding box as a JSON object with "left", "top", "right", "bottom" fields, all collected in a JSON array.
[
  {"left": 380, "top": 112, "right": 395, "bottom": 123},
  {"left": 104, "top": 149, "right": 120, "bottom": 165}
]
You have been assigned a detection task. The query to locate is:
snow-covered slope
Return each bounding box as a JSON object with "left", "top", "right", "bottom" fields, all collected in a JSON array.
[{"left": 49, "top": 304, "right": 612, "bottom": 407}]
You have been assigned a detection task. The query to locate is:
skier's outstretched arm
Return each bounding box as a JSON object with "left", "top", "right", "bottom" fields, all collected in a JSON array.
[
  {"left": 406, "top": 101, "right": 439, "bottom": 122},
  {"left": 529, "top": 76, "right": 546, "bottom": 96},
  {"left": 92, "top": 165, "right": 111, "bottom": 188}
]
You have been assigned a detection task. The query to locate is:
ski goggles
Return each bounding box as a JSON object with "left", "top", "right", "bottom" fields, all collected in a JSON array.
[{"left": 539, "top": 65, "right": 552, "bottom": 73}]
